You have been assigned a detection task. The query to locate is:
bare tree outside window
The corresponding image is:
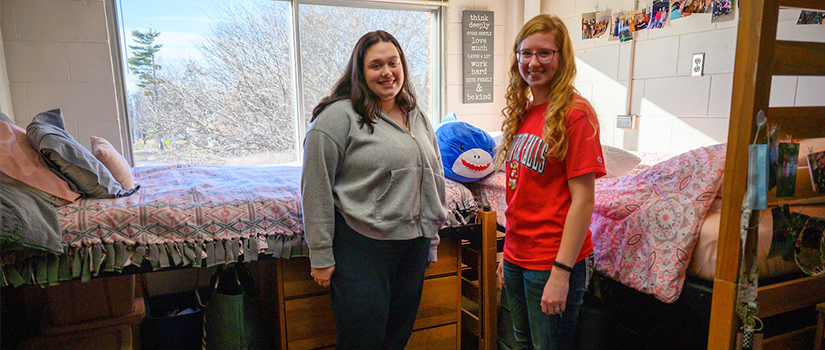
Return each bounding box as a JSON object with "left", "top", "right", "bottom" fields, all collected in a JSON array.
[
  {"left": 122, "top": 1, "right": 436, "bottom": 167},
  {"left": 298, "top": 4, "right": 433, "bottom": 129}
]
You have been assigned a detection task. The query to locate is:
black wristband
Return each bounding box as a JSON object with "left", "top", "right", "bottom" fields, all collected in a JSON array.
[{"left": 553, "top": 261, "right": 575, "bottom": 273}]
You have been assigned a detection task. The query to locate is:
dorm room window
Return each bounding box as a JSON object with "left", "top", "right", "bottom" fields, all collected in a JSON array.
[{"left": 116, "top": 0, "right": 442, "bottom": 166}]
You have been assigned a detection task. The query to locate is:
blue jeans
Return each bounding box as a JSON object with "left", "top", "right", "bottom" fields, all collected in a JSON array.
[{"left": 502, "top": 259, "right": 588, "bottom": 350}]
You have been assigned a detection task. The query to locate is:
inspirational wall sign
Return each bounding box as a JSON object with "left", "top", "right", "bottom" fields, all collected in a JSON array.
[{"left": 463, "top": 10, "right": 494, "bottom": 103}]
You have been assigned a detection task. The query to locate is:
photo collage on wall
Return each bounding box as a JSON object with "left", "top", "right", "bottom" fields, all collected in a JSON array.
[
  {"left": 581, "top": 1, "right": 820, "bottom": 41},
  {"left": 584, "top": 0, "right": 738, "bottom": 41}
]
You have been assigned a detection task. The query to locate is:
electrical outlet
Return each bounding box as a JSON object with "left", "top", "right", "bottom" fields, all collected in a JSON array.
[
  {"left": 617, "top": 115, "right": 636, "bottom": 129},
  {"left": 691, "top": 53, "right": 704, "bottom": 77}
]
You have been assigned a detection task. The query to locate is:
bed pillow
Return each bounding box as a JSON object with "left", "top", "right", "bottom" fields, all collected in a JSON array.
[
  {"left": 602, "top": 145, "right": 642, "bottom": 178},
  {"left": 0, "top": 119, "right": 81, "bottom": 204},
  {"left": 91, "top": 136, "right": 136, "bottom": 190},
  {"left": 26, "top": 109, "right": 134, "bottom": 199}
]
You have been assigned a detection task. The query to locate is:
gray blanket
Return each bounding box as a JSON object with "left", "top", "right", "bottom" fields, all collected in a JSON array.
[{"left": 0, "top": 182, "right": 64, "bottom": 255}]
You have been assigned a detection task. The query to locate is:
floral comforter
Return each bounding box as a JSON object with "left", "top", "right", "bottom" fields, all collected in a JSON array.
[
  {"left": 472, "top": 145, "right": 726, "bottom": 303},
  {"left": 591, "top": 144, "right": 726, "bottom": 303}
]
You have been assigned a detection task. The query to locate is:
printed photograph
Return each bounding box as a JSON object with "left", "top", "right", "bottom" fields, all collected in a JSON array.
[
  {"left": 711, "top": 0, "right": 735, "bottom": 23},
  {"left": 682, "top": 0, "right": 712, "bottom": 16},
  {"left": 631, "top": 6, "right": 651, "bottom": 31},
  {"left": 594, "top": 10, "right": 611, "bottom": 38},
  {"left": 768, "top": 132, "right": 779, "bottom": 190},
  {"left": 618, "top": 12, "right": 633, "bottom": 42},
  {"left": 790, "top": 212, "right": 825, "bottom": 275},
  {"left": 775, "top": 142, "right": 800, "bottom": 198},
  {"left": 797, "top": 10, "right": 825, "bottom": 25},
  {"left": 768, "top": 205, "right": 795, "bottom": 259},
  {"left": 649, "top": 0, "right": 670, "bottom": 29},
  {"left": 808, "top": 150, "right": 825, "bottom": 193},
  {"left": 609, "top": 11, "right": 621, "bottom": 41},
  {"left": 670, "top": 0, "right": 685, "bottom": 21},
  {"left": 582, "top": 12, "right": 597, "bottom": 39}
]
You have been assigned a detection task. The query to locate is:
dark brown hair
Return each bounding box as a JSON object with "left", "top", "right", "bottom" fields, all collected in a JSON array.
[{"left": 311, "top": 30, "right": 417, "bottom": 133}]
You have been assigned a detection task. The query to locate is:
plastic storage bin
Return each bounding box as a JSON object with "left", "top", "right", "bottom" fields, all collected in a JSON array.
[{"left": 142, "top": 291, "right": 203, "bottom": 350}]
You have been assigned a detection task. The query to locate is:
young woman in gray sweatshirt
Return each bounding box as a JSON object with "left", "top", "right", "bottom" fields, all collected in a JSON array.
[{"left": 300, "top": 30, "right": 449, "bottom": 350}]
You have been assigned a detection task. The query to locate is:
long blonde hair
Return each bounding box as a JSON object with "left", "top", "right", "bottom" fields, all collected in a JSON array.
[{"left": 497, "top": 14, "right": 597, "bottom": 167}]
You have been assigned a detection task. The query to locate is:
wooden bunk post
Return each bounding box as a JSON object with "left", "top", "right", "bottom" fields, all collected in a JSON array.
[
  {"left": 478, "top": 209, "right": 499, "bottom": 350},
  {"left": 709, "top": 0, "right": 777, "bottom": 347},
  {"left": 276, "top": 259, "right": 288, "bottom": 350},
  {"left": 709, "top": 0, "right": 825, "bottom": 348},
  {"left": 459, "top": 208, "right": 499, "bottom": 350}
]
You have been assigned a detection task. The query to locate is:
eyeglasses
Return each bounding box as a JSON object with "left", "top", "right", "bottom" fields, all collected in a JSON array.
[{"left": 515, "top": 49, "right": 559, "bottom": 64}]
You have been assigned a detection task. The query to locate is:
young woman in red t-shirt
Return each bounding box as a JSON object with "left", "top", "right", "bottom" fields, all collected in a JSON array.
[{"left": 496, "top": 14, "right": 606, "bottom": 350}]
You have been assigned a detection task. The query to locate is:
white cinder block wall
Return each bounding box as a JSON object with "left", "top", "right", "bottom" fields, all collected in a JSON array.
[
  {"left": 444, "top": 0, "right": 520, "bottom": 132},
  {"left": 2, "top": 0, "right": 823, "bottom": 158},
  {"left": 0, "top": 0, "right": 125, "bottom": 155},
  {"left": 542, "top": 0, "right": 825, "bottom": 153},
  {"left": 0, "top": 26, "right": 12, "bottom": 117}
]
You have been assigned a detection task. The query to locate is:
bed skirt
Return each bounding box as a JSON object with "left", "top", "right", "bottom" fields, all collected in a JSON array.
[{"left": 1, "top": 235, "right": 309, "bottom": 287}]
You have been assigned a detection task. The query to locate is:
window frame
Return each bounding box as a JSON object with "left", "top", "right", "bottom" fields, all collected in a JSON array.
[
  {"left": 111, "top": 0, "right": 445, "bottom": 165},
  {"left": 291, "top": 0, "right": 445, "bottom": 161}
]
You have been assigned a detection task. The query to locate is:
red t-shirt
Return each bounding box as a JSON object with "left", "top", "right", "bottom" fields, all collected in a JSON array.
[{"left": 503, "top": 96, "right": 606, "bottom": 270}]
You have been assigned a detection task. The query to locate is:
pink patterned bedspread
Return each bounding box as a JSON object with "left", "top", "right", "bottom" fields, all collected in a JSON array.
[
  {"left": 591, "top": 144, "right": 726, "bottom": 303},
  {"left": 470, "top": 145, "right": 726, "bottom": 302},
  {"left": 58, "top": 165, "right": 305, "bottom": 249},
  {"left": 0, "top": 165, "right": 477, "bottom": 285},
  {"left": 57, "top": 165, "right": 477, "bottom": 250}
]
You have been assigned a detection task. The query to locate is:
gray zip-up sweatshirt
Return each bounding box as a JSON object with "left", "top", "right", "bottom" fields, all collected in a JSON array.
[{"left": 301, "top": 100, "right": 449, "bottom": 269}]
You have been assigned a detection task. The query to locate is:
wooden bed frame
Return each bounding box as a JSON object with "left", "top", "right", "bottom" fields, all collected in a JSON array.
[
  {"left": 708, "top": 0, "right": 825, "bottom": 348},
  {"left": 459, "top": 210, "right": 499, "bottom": 350},
  {"left": 1, "top": 209, "right": 499, "bottom": 350},
  {"left": 246, "top": 208, "right": 499, "bottom": 350}
]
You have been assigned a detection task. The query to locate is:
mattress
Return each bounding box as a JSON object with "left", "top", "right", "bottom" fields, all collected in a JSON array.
[{"left": 688, "top": 198, "right": 814, "bottom": 281}]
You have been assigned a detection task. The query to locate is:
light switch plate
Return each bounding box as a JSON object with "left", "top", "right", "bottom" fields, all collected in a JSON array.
[
  {"left": 617, "top": 115, "right": 636, "bottom": 129},
  {"left": 691, "top": 53, "right": 704, "bottom": 77}
]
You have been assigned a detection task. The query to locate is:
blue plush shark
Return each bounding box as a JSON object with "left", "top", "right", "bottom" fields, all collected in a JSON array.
[{"left": 435, "top": 113, "right": 497, "bottom": 183}]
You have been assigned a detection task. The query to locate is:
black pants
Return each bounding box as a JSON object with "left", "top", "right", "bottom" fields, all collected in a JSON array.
[{"left": 330, "top": 211, "right": 430, "bottom": 350}]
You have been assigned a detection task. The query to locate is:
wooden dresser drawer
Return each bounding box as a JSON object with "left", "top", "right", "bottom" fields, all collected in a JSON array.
[
  {"left": 284, "top": 294, "right": 336, "bottom": 350},
  {"left": 279, "top": 237, "right": 461, "bottom": 349},
  {"left": 283, "top": 238, "right": 460, "bottom": 299},
  {"left": 407, "top": 323, "right": 458, "bottom": 350},
  {"left": 426, "top": 237, "right": 460, "bottom": 277},
  {"left": 308, "top": 324, "right": 457, "bottom": 350},
  {"left": 414, "top": 275, "right": 460, "bottom": 330},
  {"left": 284, "top": 275, "right": 459, "bottom": 349}
]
